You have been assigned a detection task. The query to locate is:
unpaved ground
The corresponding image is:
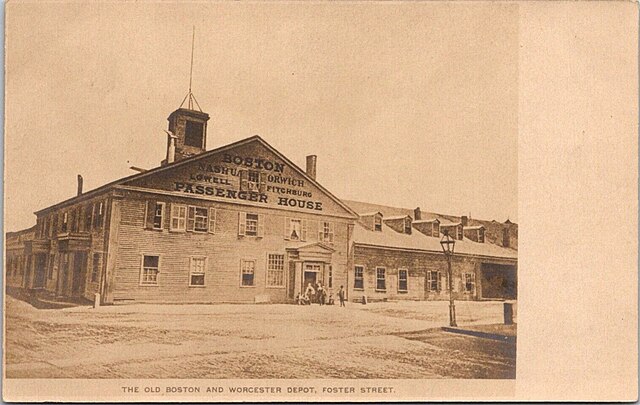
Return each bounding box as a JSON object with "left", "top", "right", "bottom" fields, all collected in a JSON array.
[{"left": 5, "top": 296, "right": 516, "bottom": 379}]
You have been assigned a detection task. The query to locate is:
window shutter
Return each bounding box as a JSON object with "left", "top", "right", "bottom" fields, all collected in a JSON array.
[
  {"left": 145, "top": 201, "right": 156, "bottom": 229},
  {"left": 329, "top": 222, "right": 335, "bottom": 243},
  {"left": 187, "top": 206, "right": 196, "bottom": 232},
  {"left": 257, "top": 214, "right": 265, "bottom": 237},
  {"left": 239, "top": 170, "right": 248, "bottom": 192},
  {"left": 284, "top": 217, "right": 291, "bottom": 240},
  {"left": 471, "top": 272, "right": 476, "bottom": 289},
  {"left": 238, "top": 212, "right": 247, "bottom": 236},
  {"left": 208, "top": 208, "right": 216, "bottom": 234},
  {"left": 301, "top": 219, "right": 308, "bottom": 241},
  {"left": 437, "top": 272, "right": 443, "bottom": 291},
  {"left": 452, "top": 275, "right": 459, "bottom": 292},
  {"left": 170, "top": 204, "right": 178, "bottom": 231},
  {"left": 318, "top": 221, "right": 324, "bottom": 242},
  {"left": 258, "top": 172, "right": 267, "bottom": 194}
]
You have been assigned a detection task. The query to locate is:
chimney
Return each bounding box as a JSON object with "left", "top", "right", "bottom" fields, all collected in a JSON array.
[
  {"left": 306, "top": 155, "right": 317, "bottom": 180},
  {"left": 503, "top": 227, "right": 510, "bottom": 248},
  {"left": 167, "top": 133, "right": 176, "bottom": 164},
  {"left": 461, "top": 215, "right": 468, "bottom": 227},
  {"left": 77, "top": 175, "right": 83, "bottom": 196},
  {"left": 414, "top": 207, "right": 422, "bottom": 221}
]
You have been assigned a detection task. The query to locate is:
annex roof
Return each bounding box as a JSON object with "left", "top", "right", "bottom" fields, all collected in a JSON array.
[
  {"left": 352, "top": 223, "right": 517, "bottom": 260},
  {"left": 383, "top": 215, "right": 411, "bottom": 221}
]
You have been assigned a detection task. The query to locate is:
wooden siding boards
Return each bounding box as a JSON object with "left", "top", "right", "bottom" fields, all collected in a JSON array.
[
  {"left": 352, "top": 245, "right": 517, "bottom": 302},
  {"left": 110, "top": 191, "right": 351, "bottom": 303}
]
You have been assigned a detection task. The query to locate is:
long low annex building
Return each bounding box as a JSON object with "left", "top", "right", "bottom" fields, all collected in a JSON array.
[{"left": 5, "top": 104, "right": 518, "bottom": 304}]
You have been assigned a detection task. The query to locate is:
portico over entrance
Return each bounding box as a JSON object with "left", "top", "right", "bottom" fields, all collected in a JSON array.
[{"left": 286, "top": 242, "right": 335, "bottom": 299}]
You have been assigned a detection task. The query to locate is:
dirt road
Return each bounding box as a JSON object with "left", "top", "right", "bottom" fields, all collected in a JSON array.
[{"left": 5, "top": 296, "right": 515, "bottom": 379}]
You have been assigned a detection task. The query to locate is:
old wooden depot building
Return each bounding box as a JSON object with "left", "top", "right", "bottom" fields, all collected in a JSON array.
[{"left": 6, "top": 105, "right": 518, "bottom": 305}]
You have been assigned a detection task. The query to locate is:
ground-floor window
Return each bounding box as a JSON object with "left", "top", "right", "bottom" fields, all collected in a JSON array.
[
  {"left": 328, "top": 265, "right": 333, "bottom": 288},
  {"left": 427, "top": 271, "right": 441, "bottom": 291},
  {"left": 398, "top": 268, "right": 408, "bottom": 292},
  {"left": 266, "top": 254, "right": 285, "bottom": 287},
  {"left": 241, "top": 259, "right": 256, "bottom": 286},
  {"left": 140, "top": 255, "right": 159, "bottom": 285},
  {"left": 190, "top": 257, "right": 206, "bottom": 286},
  {"left": 376, "top": 267, "right": 386, "bottom": 291},
  {"left": 354, "top": 265, "right": 364, "bottom": 289},
  {"left": 463, "top": 272, "right": 476, "bottom": 293}
]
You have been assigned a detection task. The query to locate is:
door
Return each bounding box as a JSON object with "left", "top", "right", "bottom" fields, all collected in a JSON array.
[
  {"left": 71, "top": 252, "right": 88, "bottom": 297},
  {"left": 303, "top": 263, "right": 322, "bottom": 291},
  {"left": 33, "top": 254, "right": 47, "bottom": 289}
]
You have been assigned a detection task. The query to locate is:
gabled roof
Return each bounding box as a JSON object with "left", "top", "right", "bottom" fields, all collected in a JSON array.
[
  {"left": 36, "top": 135, "right": 358, "bottom": 218},
  {"left": 285, "top": 241, "right": 336, "bottom": 253},
  {"left": 440, "top": 221, "right": 462, "bottom": 227},
  {"left": 353, "top": 223, "right": 517, "bottom": 260}
]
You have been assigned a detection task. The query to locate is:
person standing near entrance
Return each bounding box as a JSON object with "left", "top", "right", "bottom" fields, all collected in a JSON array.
[{"left": 338, "top": 285, "right": 346, "bottom": 307}]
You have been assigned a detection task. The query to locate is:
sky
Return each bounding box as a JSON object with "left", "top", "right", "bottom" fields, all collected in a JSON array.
[{"left": 5, "top": 1, "right": 518, "bottom": 232}]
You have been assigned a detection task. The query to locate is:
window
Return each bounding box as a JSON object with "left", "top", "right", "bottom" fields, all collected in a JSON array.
[
  {"left": 239, "top": 212, "right": 264, "bottom": 237},
  {"left": 84, "top": 205, "right": 92, "bottom": 232},
  {"left": 328, "top": 265, "right": 333, "bottom": 288},
  {"left": 266, "top": 254, "right": 285, "bottom": 287},
  {"left": 404, "top": 218, "right": 412, "bottom": 234},
  {"left": 140, "top": 255, "right": 159, "bottom": 285},
  {"left": 241, "top": 260, "right": 256, "bottom": 286},
  {"left": 187, "top": 206, "right": 208, "bottom": 232},
  {"left": 153, "top": 202, "right": 165, "bottom": 229},
  {"left": 285, "top": 218, "right": 307, "bottom": 241},
  {"left": 91, "top": 253, "right": 101, "bottom": 283},
  {"left": 376, "top": 267, "right": 386, "bottom": 291},
  {"left": 61, "top": 212, "right": 68, "bottom": 232},
  {"left": 427, "top": 271, "right": 442, "bottom": 292},
  {"left": 432, "top": 222, "right": 440, "bottom": 237},
  {"left": 354, "top": 266, "right": 364, "bottom": 289},
  {"left": 319, "top": 221, "right": 334, "bottom": 243},
  {"left": 184, "top": 120, "right": 204, "bottom": 148},
  {"left": 463, "top": 272, "right": 476, "bottom": 293},
  {"left": 171, "top": 204, "right": 187, "bottom": 231},
  {"left": 398, "top": 269, "right": 408, "bottom": 292},
  {"left": 49, "top": 214, "right": 56, "bottom": 237},
  {"left": 478, "top": 229, "right": 485, "bottom": 243},
  {"left": 374, "top": 215, "right": 382, "bottom": 232},
  {"left": 93, "top": 201, "right": 105, "bottom": 229},
  {"left": 457, "top": 226, "right": 463, "bottom": 240},
  {"left": 190, "top": 257, "right": 206, "bottom": 286},
  {"left": 246, "top": 214, "right": 258, "bottom": 236}
]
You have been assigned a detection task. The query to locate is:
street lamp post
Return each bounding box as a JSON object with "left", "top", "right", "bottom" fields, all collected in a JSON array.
[{"left": 440, "top": 230, "right": 457, "bottom": 327}]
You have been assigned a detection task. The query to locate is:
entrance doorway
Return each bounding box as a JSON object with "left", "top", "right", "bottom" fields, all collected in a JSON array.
[
  {"left": 33, "top": 254, "right": 47, "bottom": 289},
  {"left": 71, "top": 252, "right": 88, "bottom": 297},
  {"left": 303, "top": 263, "right": 322, "bottom": 291}
]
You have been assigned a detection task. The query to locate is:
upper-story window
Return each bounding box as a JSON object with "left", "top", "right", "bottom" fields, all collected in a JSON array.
[
  {"left": 151, "top": 202, "right": 165, "bottom": 230},
  {"left": 478, "top": 228, "right": 485, "bottom": 243},
  {"left": 319, "top": 221, "right": 334, "bottom": 243},
  {"left": 457, "top": 225, "right": 463, "bottom": 240},
  {"left": 239, "top": 212, "right": 264, "bottom": 237},
  {"left": 189, "top": 206, "right": 209, "bottom": 232},
  {"left": 84, "top": 204, "right": 93, "bottom": 232},
  {"left": 374, "top": 215, "right": 382, "bottom": 232},
  {"left": 61, "top": 212, "right": 68, "bottom": 232},
  {"left": 171, "top": 204, "right": 187, "bottom": 232},
  {"left": 93, "top": 201, "right": 105, "bottom": 229},
  {"left": 285, "top": 218, "right": 307, "bottom": 241},
  {"left": 240, "top": 170, "right": 266, "bottom": 193}
]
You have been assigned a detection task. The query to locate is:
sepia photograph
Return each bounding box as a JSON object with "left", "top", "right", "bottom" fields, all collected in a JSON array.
[{"left": 3, "top": 0, "right": 636, "bottom": 402}]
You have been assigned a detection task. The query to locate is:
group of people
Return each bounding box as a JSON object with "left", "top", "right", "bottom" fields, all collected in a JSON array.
[{"left": 296, "top": 283, "right": 346, "bottom": 307}]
